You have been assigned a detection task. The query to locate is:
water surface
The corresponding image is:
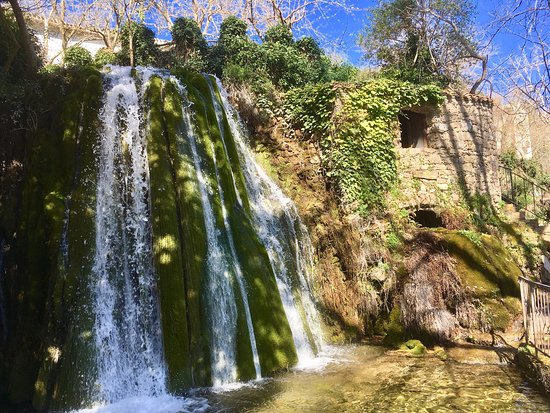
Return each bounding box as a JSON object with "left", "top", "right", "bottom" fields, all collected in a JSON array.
[{"left": 204, "top": 345, "right": 550, "bottom": 413}]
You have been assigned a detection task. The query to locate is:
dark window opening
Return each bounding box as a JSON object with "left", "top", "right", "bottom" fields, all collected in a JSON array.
[
  {"left": 411, "top": 209, "right": 443, "bottom": 228},
  {"left": 399, "top": 110, "right": 427, "bottom": 148}
]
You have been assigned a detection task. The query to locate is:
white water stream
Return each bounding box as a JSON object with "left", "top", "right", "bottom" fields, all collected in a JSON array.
[
  {"left": 92, "top": 66, "right": 166, "bottom": 402},
  {"left": 176, "top": 80, "right": 242, "bottom": 387}
]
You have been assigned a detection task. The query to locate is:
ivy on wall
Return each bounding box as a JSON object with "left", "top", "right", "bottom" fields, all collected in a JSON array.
[{"left": 284, "top": 78, "right": 443, "bottom": 215}]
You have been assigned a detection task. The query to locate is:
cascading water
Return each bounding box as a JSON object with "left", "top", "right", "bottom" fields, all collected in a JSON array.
[
  {"left": 203, "top": 77, "right": 263, "bottom": 381},
  {"left": 92, "top": 66, "right": 166, "bottom": 402},
  {"left": 11, "top": 66, "right": 325, "bottom": 412},
  {"left": 177, "top": 81, "right": 240, "bottom": 387},
  {"left": 214, "top": 79, "right": 324, "bottom": 364}
]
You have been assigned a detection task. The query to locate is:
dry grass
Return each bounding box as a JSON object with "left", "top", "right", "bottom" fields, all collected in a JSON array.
[
  {"left": 400, "top": 231, "right": 481, "bottom": 340},
  {"left": 440, "top": 208, "right": 472, "bottom": 230}
]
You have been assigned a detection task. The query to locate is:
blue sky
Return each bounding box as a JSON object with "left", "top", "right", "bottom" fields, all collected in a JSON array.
[{"left": 311, "top": 0, "right": 518, "bottom": 68}]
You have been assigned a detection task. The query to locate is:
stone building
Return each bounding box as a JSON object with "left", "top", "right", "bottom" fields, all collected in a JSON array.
[{"left": 397, "top": 92, "right": 501, "bottom": 210}]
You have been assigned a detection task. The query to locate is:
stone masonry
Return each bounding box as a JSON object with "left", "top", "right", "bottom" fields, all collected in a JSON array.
[{"left": 397, "top": 92, "right": 501, "bottom": 209}]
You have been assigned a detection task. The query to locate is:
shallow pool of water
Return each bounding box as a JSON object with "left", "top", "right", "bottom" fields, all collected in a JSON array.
[{"left": 202, "top": 345, "right": 550, "bottom": 413}]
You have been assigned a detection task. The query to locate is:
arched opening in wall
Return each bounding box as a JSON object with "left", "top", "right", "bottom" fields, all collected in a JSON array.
[
  {"left": 411, "top": 209, "right": 443, "bottom": 228},
  {"left": 399, "top": 110, "right": 428, "bottom": 148}
]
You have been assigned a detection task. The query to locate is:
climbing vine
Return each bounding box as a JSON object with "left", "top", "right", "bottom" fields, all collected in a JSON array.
[
  {"left": 284, "top": 83, "right": 336, "bottom": 137},
  {"left": 284, "top": 78, "right": 443, "bottom": 215}
]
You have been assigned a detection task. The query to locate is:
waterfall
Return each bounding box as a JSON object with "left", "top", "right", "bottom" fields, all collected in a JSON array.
[
  {"left": 203, "top": 77, "right": 264, "bottom": 380},
  {"left": 212, "top": 79, "right": 324, "bottom": 363},
  {"left": 25, "top": 66, "right": 326, "bottom": 412},
  {"left": 92, "top": 66, "right": 166, "bottom": 402}
]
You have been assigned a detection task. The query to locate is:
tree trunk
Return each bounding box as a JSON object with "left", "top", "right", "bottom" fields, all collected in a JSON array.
[
  {"left": 7, "top": 0, "right": 38, "bottom": 76},
  {"left": 129, "top": 31, "right": 135, "bottom": 67},
  {"left": 0, "top": 4, "right": 20, "bottom": 74}
]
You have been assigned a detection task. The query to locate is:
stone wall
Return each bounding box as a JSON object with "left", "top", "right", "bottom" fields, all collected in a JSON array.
[{"left": 397, "top": 92, "right": 500, "bottom": 209}]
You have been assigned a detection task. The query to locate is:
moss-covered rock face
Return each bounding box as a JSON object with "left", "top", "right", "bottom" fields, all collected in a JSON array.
[
  {"left": 177, "top": 72, "right": 298, "bottom": 380},
  {"left": 399, "top": 339, "right": 427, "bottom": 357},
  {"left": 440, "top": 230, "right": 522, "bottom": 331},
  {"left": 385, "top": 228, "right": 524, "bottom": 347},
  {"left": 3, "top": 68, "right": 103, "bottom": 410}
]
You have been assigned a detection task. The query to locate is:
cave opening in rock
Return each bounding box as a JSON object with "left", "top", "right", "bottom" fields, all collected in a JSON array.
[{"left": 412, "top": 209, "right": 443, "bottom": 228}]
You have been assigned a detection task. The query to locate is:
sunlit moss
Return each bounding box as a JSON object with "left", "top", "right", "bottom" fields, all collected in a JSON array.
[{"left": 145, "top": 76, "right": 193, "bottom": 390}]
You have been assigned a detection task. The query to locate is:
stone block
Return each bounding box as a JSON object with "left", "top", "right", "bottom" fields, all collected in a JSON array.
[{"left": 413, "top": 170, "right": 439, "bottom": 180}]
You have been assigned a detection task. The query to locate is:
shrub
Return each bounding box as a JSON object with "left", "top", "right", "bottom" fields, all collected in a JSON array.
[
  {"left": 210, "top": 16, "right": 257, "bottom": 76},
  {"left": 94, "top": 48, "right": 117, "bottom": 66},
  {"left": 172, "top": 18, "right": 207, "bottom": 56},
  {"left": 63, "top": 46, "right": 92, "bottom": 67},
  {"left": 219, "top": 16, "right": 247, "bottom": 40},
  {"left": 264, "top": 24, "right": 294, "bottom": 45}
]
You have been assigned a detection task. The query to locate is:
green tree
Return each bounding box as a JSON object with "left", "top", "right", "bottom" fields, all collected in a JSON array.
[
  {"left": 210, "top": 16, "right": 266, "bottom": 80},
  {"left": 3, "top": 0, "right": 37, "bottom": 77},
  {"left": 119, "top": 22, "right": 159, "bottom": 67},
  {"left": 171, "top": 17, "right": 208, "bottom": 72},
  {"left": 360, "top": 0, "right": 486, "bottom": 91}
]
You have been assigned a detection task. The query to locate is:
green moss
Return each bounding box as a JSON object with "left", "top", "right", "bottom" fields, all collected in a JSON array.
[
  {"left": 184, "top": 73, "right": 298, "bottom": 378},
  {"left": 383, "top": 305, "right": 405, "bottom": 347},
  {"left": 5, "top": 68, "right": 104, "bottom": 409},
  {"left": 34, "top": 70, "right": 103, "bottom": 411},
  {"left": 230, "top": 206, "right": 298, "bottom": 374},
  {"left": 161, "top": 78, "right": 210, "bottom": 387},
  {"left": 399, "top": 339, "right": 427, "bottom": 357},
  {"left": 433, "top": 346, "right": 448, "bottom": 361},
  {"left": 440, "top": 230, "right": 522, "bottom": 331},
  {"left": 145, "top": 77, "right": 193, "bottom": 390},
  {"left": 206, "top": 76, "right": 251, "bottom": 214},
  {"left": 185, "top": 78, "right": 257, "bottom": 380},
  {"left": 49, "top": 71, "right": 103, "bottom": 411}
]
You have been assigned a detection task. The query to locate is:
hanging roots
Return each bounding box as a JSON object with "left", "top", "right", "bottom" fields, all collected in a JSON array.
[{"left": 399, "top": 231, "right": 479, "bottom": 341}]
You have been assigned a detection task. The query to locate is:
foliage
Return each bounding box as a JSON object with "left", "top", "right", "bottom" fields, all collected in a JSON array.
[
  {"left": 0, "top": 5, "right": 41, "bottom": 82},
  {"left": 285, "top": 78, "right": 443, "bottom": 215},
  {"left": 457, "top": 229, "right": 482, "bottom": 246},
  {"left": 210, "top": 18, "right": 355, "bottom": 94},
  {"left": 264, "top": 24, "right": 294, "bottom": 45},
  {"left": 500, "top": 150, "right": 550, "bottom": 188},
  {"left": 119, "top": 22, "right": 159, "bottom": 66},
  {"left": 360, "top": 0, "right": 480, "bottom": 87},
  {"left": 328, "top": 63, "right": 359, "bottom": 82},
  {"left": 171, "top": 17, "right": 208, "bottom": 72},
  {"left": 0, "top": 6, "right": 23, "bottom": 80},
  {"left": 63, "top": 46, "right": 93, "bottom": 67},
  {"left": 284, "top": 83, "right": 336, "bottom": 136},
  {"left": 93, "top": 48, "right": 117, "bottom": 66},
  {"left": 210, "top": 17, "right": 266, "bottom": 79}
]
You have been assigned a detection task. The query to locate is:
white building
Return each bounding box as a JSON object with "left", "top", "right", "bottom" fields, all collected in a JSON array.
[{"left": 26, "top": 14, "right": 109, "bottom": 64}]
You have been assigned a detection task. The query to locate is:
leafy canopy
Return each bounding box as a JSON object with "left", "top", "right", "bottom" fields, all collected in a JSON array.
[
  {"left": 171, "top": 17, "right": 208, "bottom": 72},
  {"left": 64, "top": 46, "right": 93, "bottom": 67},
  {"left": 119, "top": 22, "right": 159, "bottom": 67},
  {"left": 360, "top": 0, "right": 479, "bottom": 86}
]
